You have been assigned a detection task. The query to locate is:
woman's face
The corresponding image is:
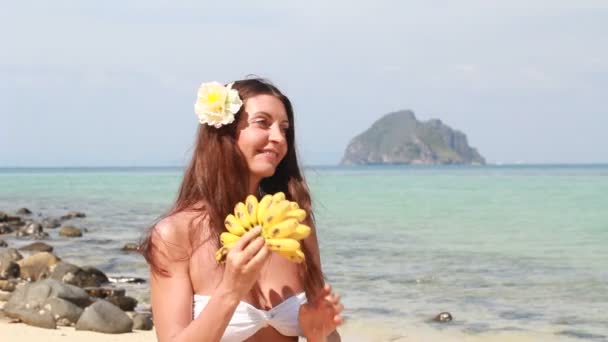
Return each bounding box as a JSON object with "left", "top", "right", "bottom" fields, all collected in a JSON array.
[{"left": 236, "top": 94, "right": 290, "bottom": 187}]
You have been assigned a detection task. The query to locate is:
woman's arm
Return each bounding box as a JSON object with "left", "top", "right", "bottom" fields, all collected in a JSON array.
[
  {"left": 150, "top": 220, "right": 269, "bottom": 342},
  {"left": 300, "top": 223, "right": 344, "bottom": 341}
]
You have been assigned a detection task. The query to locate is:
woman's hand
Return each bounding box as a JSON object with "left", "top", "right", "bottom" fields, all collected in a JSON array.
[
  {"left": 217, "top": 227, "right": 270, "bottom": 301},
  {"left": 299, "top": 283, "right": 344, "bottom": 342}
]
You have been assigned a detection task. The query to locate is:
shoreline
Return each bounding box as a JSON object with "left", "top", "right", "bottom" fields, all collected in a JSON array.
[{"left": 0, "top": 316, "right": 584, "bottom": 342}]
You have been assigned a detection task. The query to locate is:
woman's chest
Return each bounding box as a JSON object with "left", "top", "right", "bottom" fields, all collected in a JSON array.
[{"left": 189, "top": 245, "right": 303, "bottom": 308}]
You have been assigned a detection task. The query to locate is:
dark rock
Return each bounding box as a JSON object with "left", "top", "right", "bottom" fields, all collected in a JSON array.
[
  {"left": 5, "top": 216, "right": 22, "bottom": 224},
  {"left": 0, "top": 258, "right": 19, "bottom": 280},
  {"left": 75, "top": 300, "right": 133, "bottom": 333},
  {"left": 4, "top": 279, "right": 91, "bottom": 312},
  {"left": 433, "top": 312, "right": 453, "bottom": 322},
  {"left": 0, "top": 249, "right": 22, "bottom": 279},
  {"left": 85, "top": 287, "right": 125, "bottom": 299},
  {"left": 121, "top": 243, "right": 139, "bottom": 252},
  {"left": 78, "top": 266, "right": 109, "bottom": 287},
  {"left": 18, "top": 222, "right": 45, "bottom": 237},
  {"left": 19, "top": 242, "right": 54, "bottom": 253},
  {"left": 10, "top": 307, "right": 57, "bottom": 329},
  {"left": 41, "top": 218, "right": 62, "bottom": 229},
  {"left": 59, "top": 226, "right": 83, "bottom": 237},
  {"left": 106, "top": 295, "right": 138, "bottom": 311},
  {"left": 50, "top": 262, "right": 83, "bottom": 286},
  {"left": 43, "top": 297, "right": 84, "bottom": 326},
  {"left": 17, "top": 208, "right": 32, "bottom": 215},
  {"left": 22, "top": 232, "right": 50, "bottom": 239},
  {"left": 49, "top": 263, "right": 109, "bottom": 288},
  {"left": 4, "top": 279, "right": 91, "bottom": 328},
  {"left": 0, "top": 239, "right": 7, "bottom": 247},
  {"left": 0, "top": 211, "right": 8, "bottom": 222},
  {"left": 132, "top": 313, "right": 154, "bottom": 330},
  {"left": 0, "top": 222, "right": 13, "bottom": 234},
  {"left": 60, "top": 211, "right": 86, "bottom": 220},
  {"left": 17, "top": 252, "right": 61, "bottom": 281}
]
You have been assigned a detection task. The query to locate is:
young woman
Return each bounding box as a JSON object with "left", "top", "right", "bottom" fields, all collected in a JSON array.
[{"left": 141, "top": 78, "right": 344, "bottom": 342}]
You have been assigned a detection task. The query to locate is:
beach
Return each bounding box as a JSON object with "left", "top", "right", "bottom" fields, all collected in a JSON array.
[
  {"left": 0, "top": 317, "right": 585, "bottom": 342},
  {"left": 0, "top": 318, "right": 155, "bottom": 342}
]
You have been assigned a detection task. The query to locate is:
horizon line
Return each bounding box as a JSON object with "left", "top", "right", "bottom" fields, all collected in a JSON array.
[{"left": 1, "top": 162, "right": 608, "bottom": 169}]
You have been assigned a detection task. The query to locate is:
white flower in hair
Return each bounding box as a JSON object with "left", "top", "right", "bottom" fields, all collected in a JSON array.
[{"left": 194, "top": 81, "right": 243, "bottom": 128}]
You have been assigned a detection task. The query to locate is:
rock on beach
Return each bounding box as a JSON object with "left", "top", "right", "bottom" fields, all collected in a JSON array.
[
  {"left": 75, "top": 300, "right": 133, "bottom": 333},
  {"left": 0, "top": 207, "right": 154, "bottom": 334}
]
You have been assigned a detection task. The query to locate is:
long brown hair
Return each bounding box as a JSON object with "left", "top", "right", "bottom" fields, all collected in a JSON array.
[{"left": 140, "top": 78, "right": 325, "bottom": 299}]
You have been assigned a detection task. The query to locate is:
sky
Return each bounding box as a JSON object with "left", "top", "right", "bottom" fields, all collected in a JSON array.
[{"left": 1, "top": 0, "right": 607, "bottom": 166}]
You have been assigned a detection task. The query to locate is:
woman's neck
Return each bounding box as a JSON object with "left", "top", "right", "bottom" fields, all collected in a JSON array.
[{"left": 248, "top": 176, "right": 261, "bottom": 196}]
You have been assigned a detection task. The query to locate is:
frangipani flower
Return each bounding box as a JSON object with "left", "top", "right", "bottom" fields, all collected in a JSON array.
[{"left": 194, "top": 81, "right": 243, "bottom": 128}]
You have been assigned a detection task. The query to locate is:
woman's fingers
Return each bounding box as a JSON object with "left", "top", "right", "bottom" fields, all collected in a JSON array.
[
  {"left": 231, "top": 226, "right": 262, "bottom": 251},
  {"left": 239, "top": 236, "right": 266, "bottom": 262},
  {"left": 311, "top": 283, "right": 331, "bottom": 303},
  {"left": 325, "top": 293, "right": 340, "bottom": 305},
  {"left": 245, "top": 243, "right": 270, "bottom": 271}
]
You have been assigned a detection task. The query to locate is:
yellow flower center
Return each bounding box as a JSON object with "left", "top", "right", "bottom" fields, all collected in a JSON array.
[
  {"left": 203, "top": 88, "right": 225, "bottom": 112},
  {"left": 207, "top": 91, "right": 220, "bottom": 103}
]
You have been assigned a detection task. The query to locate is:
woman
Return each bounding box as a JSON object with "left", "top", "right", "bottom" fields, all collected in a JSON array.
[{"left": 141, "top": 78, "right": 344, "bottom": 342}]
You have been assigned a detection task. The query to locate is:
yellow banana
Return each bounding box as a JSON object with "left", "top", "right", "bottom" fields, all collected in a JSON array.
[
  {"left": 224, "top": 214, "right": 246, "bottom": 236},
  {"left": 267, "top": 218, "right": 299, "bottom": 239},
  {"left": 215, "top": 246, "right": 229, "bottom": 262},
  {"left": 218, "top": 193, "right": 309, "bottom": 264},
  {"left": 234, "top": 202, "right": 252, "bottom": 230},
  {"left": 284, "top": 209, "right": 306, "bottom": 222},
  {"left": 277, "top": 249, "right": 305, "bottom": 263},
  {"left": 245, "top": 195, "right": 259, "bottom": 226},
  {"left": 265, "top": 238, "right": 300, "bottom": 253},
  {"left": 288, "top": 224, "right": 311, "bottom": 240},
  {"left": 272, "top": 192, "right": 286, "bottom": 204},
  {"left": 220, "top": 232, "right": 241, "bottom": 246},
  {"left": 261, "top": 200, "right": 290, "bottom": 229},
  {"left": 257, "top": 194, "right": 273, "bottom": 225}
]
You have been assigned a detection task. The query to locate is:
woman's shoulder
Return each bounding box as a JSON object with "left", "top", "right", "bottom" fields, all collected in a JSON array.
[{"left": 152, "top": 209, "right": 209, "bottom": 251}]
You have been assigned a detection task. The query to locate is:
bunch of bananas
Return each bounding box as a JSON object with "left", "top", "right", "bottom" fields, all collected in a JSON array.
[{"left": 215, "top": 192, "right": 311, "bottom": 264}]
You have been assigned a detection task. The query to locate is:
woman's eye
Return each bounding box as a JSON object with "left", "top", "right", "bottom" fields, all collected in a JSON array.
[{"left": 253, "top": 119, "right": 269, "bottom": 127}]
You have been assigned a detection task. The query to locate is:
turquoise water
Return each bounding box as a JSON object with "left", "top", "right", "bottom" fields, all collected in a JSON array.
[{"left": 1, "top": 165, "right": 607, "bottom": 340}]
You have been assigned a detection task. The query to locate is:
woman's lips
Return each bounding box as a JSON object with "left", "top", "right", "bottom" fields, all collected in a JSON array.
[{"left": 259, "top": 149, "right": 278, "bottom": 162}]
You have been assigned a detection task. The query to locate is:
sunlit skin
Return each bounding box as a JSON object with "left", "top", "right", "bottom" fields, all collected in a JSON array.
[{"left": 236, "top": 94, "right": 290, "bottom": 194}]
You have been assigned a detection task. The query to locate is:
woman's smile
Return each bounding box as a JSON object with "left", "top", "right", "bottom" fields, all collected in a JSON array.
[{"left": 258, "top": 148, "right": 280, "bottom": 162}]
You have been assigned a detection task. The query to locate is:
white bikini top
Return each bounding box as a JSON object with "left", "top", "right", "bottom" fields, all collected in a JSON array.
[{"left": 193, "top": 292, "right": 307, "bottom": 342}]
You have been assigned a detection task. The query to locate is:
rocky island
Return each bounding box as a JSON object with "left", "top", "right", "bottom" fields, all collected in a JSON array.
[{"left": 340, "top": 110, "right": 485, "bottom": 165}]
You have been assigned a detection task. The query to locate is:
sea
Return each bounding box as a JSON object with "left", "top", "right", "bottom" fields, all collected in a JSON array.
[{"left": 0, "top": 165, "right": 607, "bottom": 341}]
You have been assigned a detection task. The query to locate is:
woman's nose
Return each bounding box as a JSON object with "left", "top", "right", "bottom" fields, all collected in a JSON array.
[{"left": 269, "top": 124, "right": 285, "bottom": 143}]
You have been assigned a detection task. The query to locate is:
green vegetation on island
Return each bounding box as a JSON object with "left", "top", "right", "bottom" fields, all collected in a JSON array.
[{"left": 340, "top": 110, "right": 485, "bottom": 165}]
